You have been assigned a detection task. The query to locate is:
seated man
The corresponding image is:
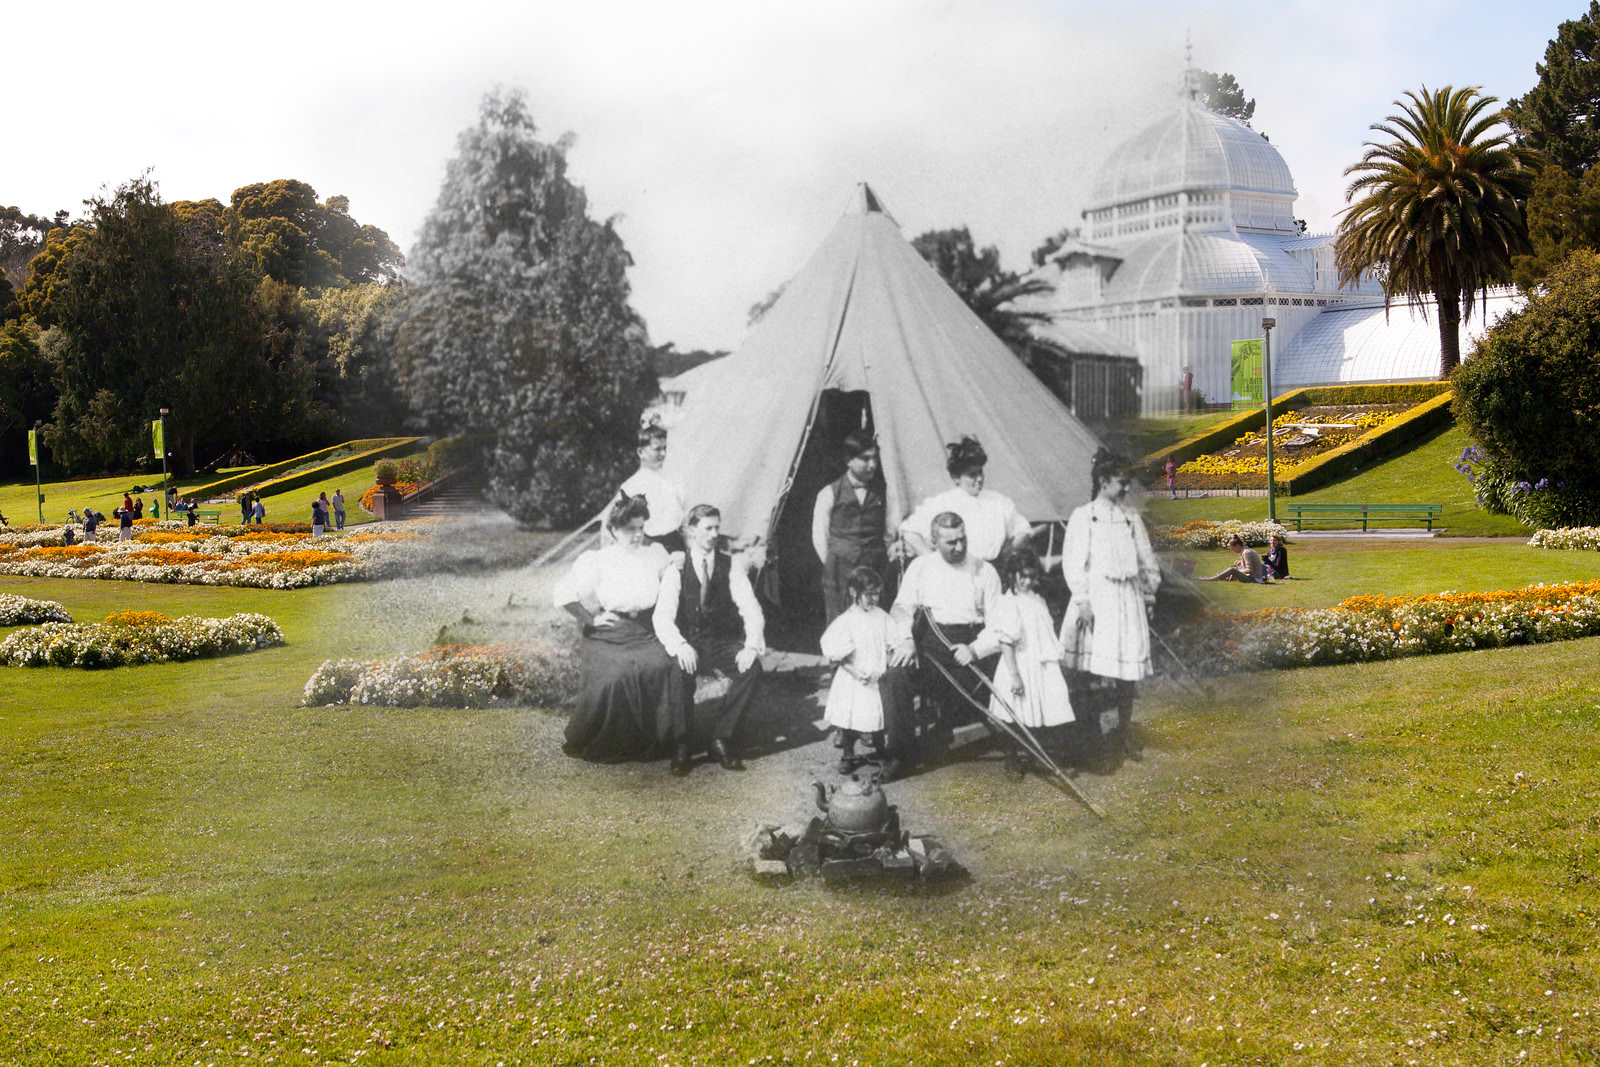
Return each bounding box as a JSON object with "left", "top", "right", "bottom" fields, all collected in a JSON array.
[
  {"left": 653, "top": 504, "right": 766, "bottom": 775},
  {"left": 1199, "top": 535, "right": 1266, "bottom": 583},
  {"left": 886, "top": 512, "right": 1003, "bottom": 780}
]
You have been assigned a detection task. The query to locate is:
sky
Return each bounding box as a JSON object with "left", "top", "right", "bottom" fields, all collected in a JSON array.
[{"left": 8, "top": 0, "right": 1583, "bottom": 353}]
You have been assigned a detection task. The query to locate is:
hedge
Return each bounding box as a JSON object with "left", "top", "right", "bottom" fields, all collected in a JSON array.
[
  {"left": 1275, "top": 390, "right": 1456, "bottom": 495},
  {"left": 1136, "top": 382, "right": 1454, "bottom": 481},
  {"left": 186, "top": 438, "right": 424, "bottom": 500}
]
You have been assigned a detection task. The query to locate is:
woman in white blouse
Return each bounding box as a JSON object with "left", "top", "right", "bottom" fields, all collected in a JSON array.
[
  {"left": 553, "top": 493, "right": 678, "bottom": 761},
  {"left": 899, "top": 436, "right": 1032, "bottom": 562}
]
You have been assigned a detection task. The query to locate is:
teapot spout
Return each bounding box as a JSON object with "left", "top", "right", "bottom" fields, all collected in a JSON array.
[{"left": 813, "top": 779, "right": 831, "bottom": 812}]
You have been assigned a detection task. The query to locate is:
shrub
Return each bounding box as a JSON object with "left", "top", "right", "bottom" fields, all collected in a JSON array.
[
  {"left": 1454, "top": 250, "right": 1600, "bottom": 524},
  {"left": 374, "top": 459, "right": 399, "bottom": 486}
]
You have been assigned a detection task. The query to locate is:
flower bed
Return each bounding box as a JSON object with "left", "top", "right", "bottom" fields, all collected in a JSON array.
[
  {"left": 1529, "top": 527, "right": 1600, "bottom": 551},
  {"left": 1167, "top": 581, "right": 1600, "bottom": 674},
  {"left": 1150, "top": 520, "right": 1289, "bottom": 550},
  {"left": 303, "top": 641, "right": 578, "bottom": 708},
  {"left": 1173, "top": 408, "right": 1402, "bottom": 489},
  {"left": 0, "top": 611, "right": 284, "bottom": 668},
  {"left": 0, "top": 595, "right": 72, "bottom": 626}
]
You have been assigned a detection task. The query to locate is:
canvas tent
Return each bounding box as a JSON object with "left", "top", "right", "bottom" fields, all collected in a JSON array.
[{"left": 664, "top": 183, "right": 1102, "bottom": 548}]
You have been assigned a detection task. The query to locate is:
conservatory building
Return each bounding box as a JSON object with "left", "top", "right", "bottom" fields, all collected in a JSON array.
[{"left": 1033, "top": 97, "right": 1516, "bottom": 411}]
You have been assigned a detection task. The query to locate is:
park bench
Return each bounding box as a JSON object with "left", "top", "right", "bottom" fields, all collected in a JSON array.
[
  {"left": 191, "top": 508, "right": 222, "bottom": 525},
  {"left": 1285, "top": 502, "right": 1443, "bottom": 532}
]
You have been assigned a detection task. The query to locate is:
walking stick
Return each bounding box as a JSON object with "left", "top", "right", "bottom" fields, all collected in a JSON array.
[{"left": 918, "top": 610, "right": 1106, "bottom": 819}]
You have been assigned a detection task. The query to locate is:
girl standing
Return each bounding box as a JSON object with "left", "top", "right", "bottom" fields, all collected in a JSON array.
[
  {"left": 818, "top": 567, "right": 906, "bottom": 774},
  {"left": 981, "top": 548, "right": 1073, "bottom": 780}
]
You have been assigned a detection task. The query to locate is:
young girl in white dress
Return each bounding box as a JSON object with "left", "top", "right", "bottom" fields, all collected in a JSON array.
[
  {"left": 818, "top": 567, "right": 906, "bottom": 774},
  {"left": 982, "top": 548, "right": 1073, "bottom": 779}
]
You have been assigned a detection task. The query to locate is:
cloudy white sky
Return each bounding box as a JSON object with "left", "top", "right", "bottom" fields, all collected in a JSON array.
[{"left": 10, "top": 0, "right": 1580, "bottom": 351}]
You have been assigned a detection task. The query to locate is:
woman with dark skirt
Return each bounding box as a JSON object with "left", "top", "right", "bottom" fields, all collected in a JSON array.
[{"left": 552, "top": 493, "right": 678, "bottom": 762}]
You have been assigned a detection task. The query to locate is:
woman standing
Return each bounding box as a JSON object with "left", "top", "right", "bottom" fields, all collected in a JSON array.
[
  {"left": 553, "top": 493, "right": 679, "bottom": 762},
  {"left": 899, "top": 436, "right": 1032, "bottom": 562},
  {"left": 1060, "top": 449, "right": 1161, "bottom": 759}
]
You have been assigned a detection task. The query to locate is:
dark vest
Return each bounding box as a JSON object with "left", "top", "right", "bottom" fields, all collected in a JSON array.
[
  {"left": 825, "top": 474, "right": 887, "bottom": 564},
  {"left": 676, "top": 550, "right": 742, "bottom": 642}
]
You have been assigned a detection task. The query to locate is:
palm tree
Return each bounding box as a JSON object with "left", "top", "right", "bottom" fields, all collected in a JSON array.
[{"left": 1336, "top": 86, "right": 1536, "bottom": 378}]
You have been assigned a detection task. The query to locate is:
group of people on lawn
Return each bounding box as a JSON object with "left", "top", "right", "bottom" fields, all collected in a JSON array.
[{"left": 554, "top": 423, "right": 1162, "bottom": 781}]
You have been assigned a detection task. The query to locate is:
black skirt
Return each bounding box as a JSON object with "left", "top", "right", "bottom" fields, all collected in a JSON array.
[{"left": 564, "top": 615, "right": 677, "bottom": 762}]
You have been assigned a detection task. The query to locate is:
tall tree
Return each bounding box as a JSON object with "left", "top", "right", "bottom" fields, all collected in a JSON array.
[
  {"left": 1507, "top": 1, "right": 1600, "bottom": 177},
  {"left": 1335, "top": 86, "right": 1535, "bottom": 378},
  {"left": 394, "top": 89, "right": 655, "bottom": 526},
  {"left": 1191, "top": 69, "right": 1256, "bottom": 126},
  {"left": 34, "top": 175, "right": 313, "bottom": 472},
  {"left": 227, "top": 179, "right": 402, "bottom": 289},
  {"left": 0, "top": 205, "right": 61, "bottom": 293}
]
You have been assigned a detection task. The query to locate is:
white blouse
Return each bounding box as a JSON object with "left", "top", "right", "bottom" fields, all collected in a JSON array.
[
  {"left": 616, "top": 467, "right": 687, "bottom": 538},
  {"left": 551, "top": 542, "right": 671, "bottom": 614},
  {"left": 900, "top": 487, "right": 1030, "bottom": 562}
]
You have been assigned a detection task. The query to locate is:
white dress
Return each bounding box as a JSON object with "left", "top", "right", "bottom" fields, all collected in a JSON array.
[
  {"left": 818, "top": 605, "right": 903, "bottom": 733},
  {"left": 900, "top": 487, "right": 1030, "bottom": 562},
  {"left": 982, "top": 591, "right": 1073, "bottom": 727},
  {"left": 1059, "top": 496, "right": 1160, "bottom": 681}
]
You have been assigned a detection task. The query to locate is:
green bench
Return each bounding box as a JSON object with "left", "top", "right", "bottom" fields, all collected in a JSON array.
[
  {"left": 190, "top": 508, "right": 222, "bottom": 525},
  {"left": 1285, "top": 502, "right": 1443, "bottom": 531}
]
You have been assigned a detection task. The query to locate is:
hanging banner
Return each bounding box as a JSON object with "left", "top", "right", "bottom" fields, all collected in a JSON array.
[
  {"left": 152, "top": 419, "right": 164, "bottom": 456},
  {"left": 1230, "top": 339, "right": 1263, "bottom": 407},
  {"left": 28, "top": 428, "right": 38, "bottom": 466}
]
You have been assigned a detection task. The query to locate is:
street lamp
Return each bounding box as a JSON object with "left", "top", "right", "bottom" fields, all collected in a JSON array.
[
  {"left": 158, "top": 408, "right": 169, "bottom": 506},
  {"left": 1261, "top": 318, "right": 1277, "bottom": 524}
]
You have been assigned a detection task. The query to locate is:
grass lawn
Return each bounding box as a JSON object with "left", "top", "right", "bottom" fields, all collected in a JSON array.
[
  {"left": 1178, "top": 538, "right": 1600, "bottom": 612},
  {"left": 3, "top": 552, "right": 1599, "bottom": 1063},
  {"left": 3, "top": 473, "right": 378, "bottom": 529},
  {"left": 1128, "top": 409, "right": 1242, "bottom": 459},
  {"left": 1145, "top": 423, "right": 1532, "bottom": 537}
]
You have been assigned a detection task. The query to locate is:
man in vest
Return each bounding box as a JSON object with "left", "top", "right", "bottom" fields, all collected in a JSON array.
[
  {"left": 653, "top": 504, "right": 767, "bottom": 775},
  {"left": 811, "top": 431, "right": 894, "bottom": 626}
]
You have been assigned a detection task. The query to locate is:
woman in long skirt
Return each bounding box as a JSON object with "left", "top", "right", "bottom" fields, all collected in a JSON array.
[{"left": 553, "top": 494, "right": 678, "bottom": 762}]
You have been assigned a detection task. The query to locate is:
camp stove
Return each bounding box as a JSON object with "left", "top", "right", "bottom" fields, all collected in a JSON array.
[{"left": 745, "top": 774, "right": 964, "bottom": 885}]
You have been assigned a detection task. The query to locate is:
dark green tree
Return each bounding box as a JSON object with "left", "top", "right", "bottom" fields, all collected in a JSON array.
[
  {"left": 1336, "top": 86, "right": 1535, "bottom": 378},
  {"left": 227, "top": 179, "right": 402, "bottom": 289},
  {"left": 0, "top": 206, "right": 60, "bottom": 294},
  {"left": 1192, "top": 69, "right": 1256, "bottom": 126},
  {"left": 1507, "top": 1, "right": 1600, "bottom": 177},
  {"left": 0, "top": 321, "right": 56, "bottom": 475},
  {"left": 394, "top": 89, "right": 655, "bottom": 526},
  {"left": 1455, "top": 249, "right": 1600, "bottom": 524},
  {"left": 34, "top": 175, "right": 316, "bottom": 472}
]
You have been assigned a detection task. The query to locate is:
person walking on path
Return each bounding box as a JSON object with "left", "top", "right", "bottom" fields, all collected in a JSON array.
[{"left": 331, "top": 489, "right": 346, "bottom": 530}]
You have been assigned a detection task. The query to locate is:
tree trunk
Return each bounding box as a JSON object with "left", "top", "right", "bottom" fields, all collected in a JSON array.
[{"left": 1438, "top": 291, "right": 1462, "bottom": 378}]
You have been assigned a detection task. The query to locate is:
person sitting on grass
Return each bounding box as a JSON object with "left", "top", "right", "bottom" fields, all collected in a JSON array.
[
  {"left": 1264, "top": 534, "right": 1289, "bottom": 580},
  {"left": 1199, "top": 535, "right": 1266, "bottom": 583}
]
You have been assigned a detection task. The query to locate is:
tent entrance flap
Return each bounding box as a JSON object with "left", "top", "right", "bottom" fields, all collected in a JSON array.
[{"left": 761, "top": 389, "right": 876, "bottom": 654}]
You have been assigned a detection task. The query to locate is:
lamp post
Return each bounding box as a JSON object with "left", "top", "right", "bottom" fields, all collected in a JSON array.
[
  {"left": 1261, "top": 317, "right": 1277, "bottom": 524},
  {"left": 158, "top": 409, "right": 169, "bottom": 506},
  {"left": 30, "top": 420, "right": 43, "bottom": 523}
]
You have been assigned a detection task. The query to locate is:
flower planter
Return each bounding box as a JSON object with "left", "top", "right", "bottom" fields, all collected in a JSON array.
[{"left": 369, "top": 486, "right": 405, "bottom": 521}]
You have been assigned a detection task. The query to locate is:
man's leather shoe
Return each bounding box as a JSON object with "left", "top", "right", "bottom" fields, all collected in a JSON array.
[
  {"left": 710, "top": 737, "right": 744, "bottom": 771},
  {"left": 669, "top": 742, "right": 692, "bottom": 776}
]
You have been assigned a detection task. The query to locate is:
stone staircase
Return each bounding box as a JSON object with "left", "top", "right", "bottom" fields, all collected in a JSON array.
[{"left": 400, "top": 467, "right": 490, "bottom": 519}]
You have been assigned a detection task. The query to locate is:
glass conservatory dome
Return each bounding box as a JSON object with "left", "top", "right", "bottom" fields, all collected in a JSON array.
[{"left": 1090, "top": 104, "right": 1297, "bottom": 208}]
